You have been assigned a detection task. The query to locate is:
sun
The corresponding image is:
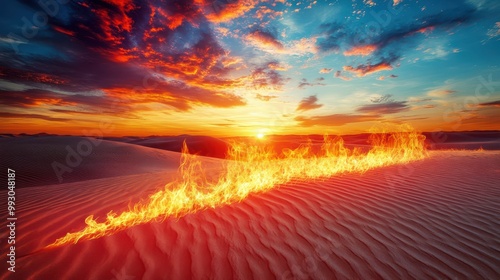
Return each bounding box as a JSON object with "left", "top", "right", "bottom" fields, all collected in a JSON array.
[{"left": 256, "top": 132, "right": 265, "bottom": 139}]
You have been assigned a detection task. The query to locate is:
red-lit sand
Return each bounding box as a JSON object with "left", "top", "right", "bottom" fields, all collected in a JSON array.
[{"left": 1, "top": 138, "right": 499, "bottom": 279}]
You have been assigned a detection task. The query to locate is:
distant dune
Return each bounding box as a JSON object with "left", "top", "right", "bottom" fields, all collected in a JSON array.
[
  {"left": 0, "top": 136, "right": 221, "bottom": 188},
  {"left": 105, "top": 135, "right": 230, "bottom": 159},
  {"left": 1, "top": 149, "right": 499, "bottom": 279},
  {"left": 423, "top": 131, "right": 500, "bottom": 150}
]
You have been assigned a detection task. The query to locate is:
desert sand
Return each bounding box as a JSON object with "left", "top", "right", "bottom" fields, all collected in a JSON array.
[{"left": 1, "top": 136, "right": 499, "bottom": 279}]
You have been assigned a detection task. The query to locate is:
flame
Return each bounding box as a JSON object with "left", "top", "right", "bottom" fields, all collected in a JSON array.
[{"left": 46, "top": 124, "right": 427, "bottom": 248}]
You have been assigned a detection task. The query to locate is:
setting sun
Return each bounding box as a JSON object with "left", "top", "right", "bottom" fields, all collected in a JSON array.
[{"left": 256, "top": 133, "right": 265, "bottom": 139}]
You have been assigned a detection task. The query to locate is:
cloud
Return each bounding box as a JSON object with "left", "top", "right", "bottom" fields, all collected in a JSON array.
[
  {"left": 408, "top": 97, "right": 433, "bottom": 103},
  {"left": 370, "top": 94, "right": 394, "bottom": 104},
  {"left": 486, "top": 22, "right": 500, "bottom": 39},
  {"left": 319, "top": 68, "right": 332, "bottom": 73},
  {"left": 287, "top": 37, "right": 318, "bottom": 55},
  {"left": 427, "top": 89, "right": 456, "bottom": 97},
  {"left": 0, "top": 0, "right": 254, "bottom": 115},
  {"left": 256, "top": 94, "right": 278, "bottom": 101},
  {"left": 200, "top": 0, "right": 257, "bottom": 23},
  {"left": 298, "top": 78, "right": 325, "bottom": 89},
  {"left": 368, "top": 7, "right": 477, "bottom": 51},
  {"left": 0, "top": 89, "right": 87, "bottom": 109},
  {"left": 255, "top": 5, "right": 284, "bottom": 20},
  {"left": 295, "top": 114, "right": 379, "bottom": 126},
  {"left": 377, "top": 74, "right": 398, "bottom": 80},
  {"left": 316, "top": 5, "right": 477, "bottom": 77},
  {"left": 0, "top": 76, "right": 246, "bottom": 114},
  {"left": 296, "top": 95, "right": 323, "bottom": 112},
  {"left": 316, "top": 22, "right": 347, "bottom": 53},
  {"left": 267, "top": 61, "right": 291, "bottom": 71},
  {"left": 248, "top": 61, "right": 289, "bottom": 90},
  {"left": 343, "top": 44, "right": 377, "bottom": 56},
  {"left": 245, "top": 31, "right": 317, "bottom": 55},
  {"left": 334, "top": 71, "right": 352, "bottom": 81},
  {"left": 246, "top": 29, "right": 284, "bottom": 51},
  {"left": 478, "top": 100, "right": 500, "bottom": 107},
  {"left": 411, "top": 104, "right": 436, "bottom": 110},
  {"left": 0, "top": 112, "right": 71, "bottom": 122},
  {"left": 356, "top": 101, "right": 409, "bottom": 114},
  {"left": 343, "top": 60, "right": 394, "bottom": 77}
]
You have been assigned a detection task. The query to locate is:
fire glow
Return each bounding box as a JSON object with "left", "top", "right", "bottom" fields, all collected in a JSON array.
[{"left": 46, "top": 125, "right": 427, "bottom": 248}]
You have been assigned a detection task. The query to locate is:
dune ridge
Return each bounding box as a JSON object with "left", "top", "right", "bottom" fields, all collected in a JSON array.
[{"left": 0, "top": 136, "right": 223, "bottom": 188}]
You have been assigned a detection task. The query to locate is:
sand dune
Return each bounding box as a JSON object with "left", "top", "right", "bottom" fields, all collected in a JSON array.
[
  {"left": 1, "top": 150, "right": 499, "bottom": 279},
  {"left": 0, "top": 136, "right": 222, "bottom": 188},
  {"left": 105, "top": 135, "right": 230, "bottom": 159}
]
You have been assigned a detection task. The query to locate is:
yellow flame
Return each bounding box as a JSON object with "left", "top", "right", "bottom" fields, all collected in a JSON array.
[{"left": 46, "top": 124, "right": 427, "bottom": 248}]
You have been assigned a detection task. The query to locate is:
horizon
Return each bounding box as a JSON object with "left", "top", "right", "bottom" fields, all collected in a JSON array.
[
  {"left": 1, "top": 0, "right": 499, "bottom": 137},
  {"left": 2, "top": 129, "right": 500, "bottom": 140}
]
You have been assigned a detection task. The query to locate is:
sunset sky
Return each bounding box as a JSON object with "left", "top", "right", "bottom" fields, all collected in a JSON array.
[{"left": 0, "top": 0, "right": 499, "bottom": 137}]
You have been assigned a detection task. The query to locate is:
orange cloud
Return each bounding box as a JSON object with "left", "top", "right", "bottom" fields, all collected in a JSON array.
[
  {"left": 246, "top": 29, "right": 284, "bottom": 51},
  {"left": 267, "top": 61, "right": 290, "bottom": 71},
  {"left": 221, "top": 56, "right": 243, "bottom": 67},
  {"left": 343, "top": 44, "right": 377, "bottom": 56},
  {"left": 289, "top": 37, "right": 318, "bottom": 54},
  {"left": 416, "top": 26, "right": 435, "bottom": 34},
  {"left": 343, "top": 62, "right": 393, "bottom": 77},
  {"left": 216, "top": 27, "right": 230, "bottom": 36},
  {"left": 296, "top": 95, "right": 323, "bottom": 112},
  {"left": 199, "top": 0, "right": 257, "bottom": 23},
  {"left": 255, "top": 6, "right": 283, "bottom": 20}
]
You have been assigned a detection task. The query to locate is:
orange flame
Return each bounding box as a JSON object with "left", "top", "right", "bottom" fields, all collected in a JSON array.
[{"left": 46, "top": 124, "right": 427, "bottom": 248}]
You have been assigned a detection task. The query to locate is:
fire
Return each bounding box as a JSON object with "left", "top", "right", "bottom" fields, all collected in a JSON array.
[{"left": 46, "top": 124, "right": 427, "bottom": 248}]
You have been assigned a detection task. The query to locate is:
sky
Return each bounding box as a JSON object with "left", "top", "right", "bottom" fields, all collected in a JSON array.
[{"left": 0, "top": 0, "right": 499, "bottom": 137}]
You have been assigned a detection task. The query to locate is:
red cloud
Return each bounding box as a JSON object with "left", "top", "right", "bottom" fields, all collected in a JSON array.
[
  {"left": 53, "top": 26, "right": 75, "bottom": 37},
  {"left": 91, "top": 0, "right": 136, "bottom": 45}
]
